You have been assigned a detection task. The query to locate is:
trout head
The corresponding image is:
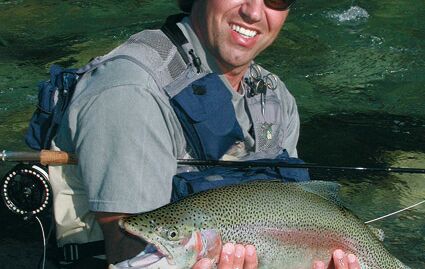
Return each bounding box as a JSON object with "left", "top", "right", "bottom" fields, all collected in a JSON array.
[{"left": 119, "top": 212, "right": 222, "bottom": 268}]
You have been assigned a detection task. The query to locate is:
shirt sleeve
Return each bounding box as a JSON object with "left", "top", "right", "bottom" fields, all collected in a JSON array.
[{"left": 70, "top": 59, "right": 179, "bottom": 213}]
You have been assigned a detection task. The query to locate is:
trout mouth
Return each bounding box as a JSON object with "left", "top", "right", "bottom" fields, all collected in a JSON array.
[
  {"left": 118, "top": 218, "right": 175, "bottom": 263},
  {"left": 149, "top": 241, "right": 174, "bottom": 263}
]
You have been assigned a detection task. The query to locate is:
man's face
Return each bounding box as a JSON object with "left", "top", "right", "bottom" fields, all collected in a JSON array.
[{"left": 192, "top": 0, "right": 289, "bottom": 71}]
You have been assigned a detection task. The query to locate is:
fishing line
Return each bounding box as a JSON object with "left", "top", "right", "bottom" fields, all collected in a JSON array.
[
  {"left": 365, "top": 199, "right": 425, "bottom": 224},
  {"left": 35, "top": 215, "right": 46, "bottom": 269}
]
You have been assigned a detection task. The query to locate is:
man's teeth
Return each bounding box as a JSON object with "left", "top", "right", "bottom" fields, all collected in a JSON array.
[{"left": 231, "top": 25, "right": 257, "bottom": 38}]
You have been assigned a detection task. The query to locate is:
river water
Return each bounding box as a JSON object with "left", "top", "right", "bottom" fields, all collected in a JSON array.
[{"left": 0, "top": 0, "right": 424, "bottom": 268}]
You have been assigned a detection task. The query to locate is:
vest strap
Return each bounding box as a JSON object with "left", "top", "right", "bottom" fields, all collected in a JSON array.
[{"left": 161, "top": 13, "right": 190, "bottom": 64}]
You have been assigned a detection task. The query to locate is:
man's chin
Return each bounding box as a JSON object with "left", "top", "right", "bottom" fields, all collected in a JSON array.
[{"left": 216, "top": 54, "right": 255, "bottom": 72}]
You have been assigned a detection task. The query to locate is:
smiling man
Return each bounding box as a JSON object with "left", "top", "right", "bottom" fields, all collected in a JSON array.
[
  {"left": 49, "top": 0, "right": 361, "bottom": 268},
  {"left": 190, "top": 0, "right": 289, "bottom": 88}
]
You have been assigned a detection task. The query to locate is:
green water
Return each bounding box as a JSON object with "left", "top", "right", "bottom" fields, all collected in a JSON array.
[{"left": 0, "top": 0, "right": 424, "bottom": 268}]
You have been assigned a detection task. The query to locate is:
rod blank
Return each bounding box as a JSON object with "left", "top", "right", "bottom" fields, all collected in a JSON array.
[{"left": 177, "top": 159, "right": 425, "bottom": 174}]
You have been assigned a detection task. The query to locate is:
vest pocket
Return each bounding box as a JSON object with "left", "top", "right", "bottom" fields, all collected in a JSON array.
[{"left": 170, "top": 73, "right": 244, "bottom": 160}]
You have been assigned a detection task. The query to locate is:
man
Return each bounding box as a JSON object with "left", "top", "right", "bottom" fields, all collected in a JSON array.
[{"left": 49, "top": 0, "right": 361, "bottom": 268}]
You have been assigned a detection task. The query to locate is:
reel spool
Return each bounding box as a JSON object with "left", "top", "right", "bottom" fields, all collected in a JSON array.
[{"left": 1, "top": 163, "right": 52, "bottom": 219}]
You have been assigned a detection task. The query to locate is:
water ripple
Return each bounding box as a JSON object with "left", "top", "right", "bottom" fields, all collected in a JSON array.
[
  {"left": 0, "top": 0, "right": 23, "bottom": 5},
  {"left": 328, "top": 6, "right": 369, "bottom": 23}
]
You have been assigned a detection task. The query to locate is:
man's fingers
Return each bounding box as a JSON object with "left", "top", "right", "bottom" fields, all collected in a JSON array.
[
  {"left": 333, "top": 249, "right": 349, "bottom": 269},
  {"left": 243, "top": 245, "right": 258, "bottom": 269},
  {"left": 232, "top": 244, "right": 246, "bottom": 269},
  {"left": 218, "top": 243, "right": 236, "bottom": 269},
  {"left": 313, "top": 250, "right": 361, "bottom": 269},
  {"left": 215, "top": 243, "right": 258, "bottom": 269},
  {"left": 347, "top": 254, "right": 360, "bottom": 269}
]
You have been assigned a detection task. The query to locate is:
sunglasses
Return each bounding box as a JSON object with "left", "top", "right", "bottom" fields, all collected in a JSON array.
[{"left": 264, "top": 0, "right": 296, "bottom": 11}]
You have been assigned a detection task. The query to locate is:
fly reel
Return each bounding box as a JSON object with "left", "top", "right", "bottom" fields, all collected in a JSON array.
[{"left": 1, "top": 163, "right": 52, "bottom": 219}]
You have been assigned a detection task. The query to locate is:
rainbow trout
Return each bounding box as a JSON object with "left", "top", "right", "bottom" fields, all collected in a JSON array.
[{"left": 119, "top": 181, "right": 410, "bottom": 269}]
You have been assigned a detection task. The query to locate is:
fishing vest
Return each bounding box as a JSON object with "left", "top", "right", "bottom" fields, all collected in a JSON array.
[{"left": 82, "top": 14, "right": 309, "bottom": 200}]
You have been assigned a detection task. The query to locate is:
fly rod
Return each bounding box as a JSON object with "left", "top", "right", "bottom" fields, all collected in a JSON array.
[{"left": 2, "top": 150, "right": 425, "bottom": 174}]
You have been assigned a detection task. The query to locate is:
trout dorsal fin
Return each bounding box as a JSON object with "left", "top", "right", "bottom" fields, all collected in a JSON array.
[{"left": 297, "top": 181, "right": 342, "bottom": 205}]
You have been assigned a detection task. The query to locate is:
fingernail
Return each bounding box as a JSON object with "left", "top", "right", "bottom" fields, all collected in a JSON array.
[
  {"left": 348, "top": 254, "right": 357, "bottom": 264},
  {"left": 223, "top": 243, "right": 234, "bottom": 255},
  {"left": 235, "top": 245, "right": 244, "bottom": 258},
  {"left": 334, "top": 249, "right": 344, "bottom": 259},
  {"left": 246, "top": 245, "right": 255, "bottom": 257}
]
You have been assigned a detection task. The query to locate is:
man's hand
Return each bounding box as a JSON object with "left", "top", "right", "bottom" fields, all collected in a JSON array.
[
  {"left": 314, "top": 249, "right": 361, "bottom": 269},
  {"left": 193, "top": 246, "right": 361, "bottom": 269},
  {"left": 193, "top": 243, "right": 258, "bottom": 269}
]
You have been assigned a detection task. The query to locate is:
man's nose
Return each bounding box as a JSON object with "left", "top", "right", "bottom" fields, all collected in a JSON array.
[{"left": 240, "top": 0, "right": 264, "bottom": 23}]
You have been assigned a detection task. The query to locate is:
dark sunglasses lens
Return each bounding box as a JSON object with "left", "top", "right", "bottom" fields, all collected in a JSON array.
[{"left": 265, "top": 0, "right": 295, "bottom": 10}]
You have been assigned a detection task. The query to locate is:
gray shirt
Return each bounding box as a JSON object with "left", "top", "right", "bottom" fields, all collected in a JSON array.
[{"left": 53, "top": 17, "right": 300, "bottom": 217}]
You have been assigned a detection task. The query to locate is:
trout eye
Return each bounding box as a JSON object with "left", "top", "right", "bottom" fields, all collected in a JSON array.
[{"left": 166, "top": 228, "right": 179, "bottom": 241}]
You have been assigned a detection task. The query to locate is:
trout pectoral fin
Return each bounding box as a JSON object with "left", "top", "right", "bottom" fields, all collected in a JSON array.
[{"left": 200, "top": 230, "right": 222, "bottom": 262}]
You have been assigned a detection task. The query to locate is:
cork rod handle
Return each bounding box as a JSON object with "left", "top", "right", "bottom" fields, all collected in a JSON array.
[{"left": 40, "top": 150, "right": 77, "bottom": 165}]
